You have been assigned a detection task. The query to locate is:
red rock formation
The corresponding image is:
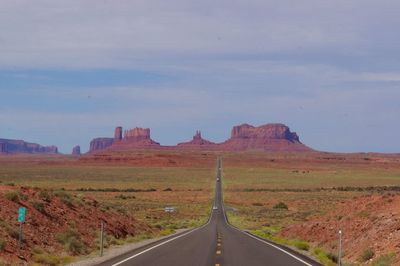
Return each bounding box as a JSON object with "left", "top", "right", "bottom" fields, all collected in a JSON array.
[
  {"left": 124, "top": 128, "right": 151, "bottom": 141},
  {"left": 89, "top": 138, "right": 114, "bottom": 153},
  {"left": 119, "top": 127, "right": 160, "bottom": 146},
  {"left": 86, "top": 123, "right": 312, "bottom": 153},
  {"left": 0, "top": 143, "right": 7, "bottom": 153},
  {"left": 222, "top": 123, "right": 311, "bottom": 151},
  {"left": 177, "top": 130, "right": 216, "bottom": 149},
  {"left": 72, "top": 145, "right": 81, "bottom": 156},
  {"left": 0, "top": 139, "right": 58, "bottom": 154},
  {"left": 114, "top": 127, "right": 123, "bottom": 142}
]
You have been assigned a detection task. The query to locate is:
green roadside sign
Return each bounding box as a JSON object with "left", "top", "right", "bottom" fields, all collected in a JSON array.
[{"left": 18, "top": 207, "right": 26, "bottom": 223}]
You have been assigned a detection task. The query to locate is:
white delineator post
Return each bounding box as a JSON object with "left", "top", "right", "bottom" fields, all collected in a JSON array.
[{"left": 338, "top": 229, "right": 342, "bottom": 266}]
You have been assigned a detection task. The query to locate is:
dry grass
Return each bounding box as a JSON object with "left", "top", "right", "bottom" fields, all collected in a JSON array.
[
  {"left": 0, "top": 153, "right": 216, "bottom": 241},
  {"left": 222, "top": 152, "right": 400, "bottom": 265}
]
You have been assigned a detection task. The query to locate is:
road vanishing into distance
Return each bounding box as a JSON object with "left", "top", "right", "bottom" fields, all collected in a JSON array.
[{"left": 99, "top": 159, "right": 322, "bottom": 266}]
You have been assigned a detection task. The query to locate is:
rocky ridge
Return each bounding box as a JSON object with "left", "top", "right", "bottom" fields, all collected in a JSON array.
[
  {"left": 89, "top": 123, "right": 311, "bottom": 153},
  {"left": 0, "top": 139, "right": 58, "bottom": 154},
  {"left": 177, "top": 130, "right": 215, "bottom": 148}
]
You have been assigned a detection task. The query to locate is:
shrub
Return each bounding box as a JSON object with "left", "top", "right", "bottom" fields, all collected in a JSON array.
[
  {"left": 252, "top": 202, "right": 263, "bottom": 206},
  {"left": 314, "top": 248, "right": 337, "bottom": 266},
  {"left": 360, "top": 248, "right": 375, "bottom": 262},
  {"left": 31, "top": 200, "right": 46, "bottom": 213},
  {"left": 327, "top": 252, "right": 338, "bottom": 263},
  {"left": 273, "top": 202, "right": 288, "bottom": 210},
  {"left": 0, "top": 238, "right": 6, "bottom": 251},
  {"left": 163, "top": 188, "right": 173, "bottom": 191},
  {"left": 66, "top": 236, "right": 85, "bottom": 255},
  {"left": 6, "top": 226, "right": 19, "bottom": 239},
  {"left": 39, "top": 190, "right": 52, "bottom": 202},
  {"left": 372, "top": 253, "right": 395, "bottom": 266},
  {"left": 160, "top": 228, "right": 175, "bottom": 236},
  {"left": 32, "top": 246, "right": 44, "bottom": 255},
  {"left": 5, "top": 191, "right": 19, "bottom": 202},
  {"left": 33, "top": 253, "right": 74, "bottom": 266},
  {"left": 33, "top": 254, "right": 59, "bottom": 266},
  {"left": 293, "top": 240, "right": 309, "bottom": 251},
  {"left": 18, "top": 192, "right": 28, "bottom": 201},
  {"left": 56, "top": 227, "right": 86, "bottom": 255},
  {"left": 54, "top": 191, "right": 74, "bottom": 207}
]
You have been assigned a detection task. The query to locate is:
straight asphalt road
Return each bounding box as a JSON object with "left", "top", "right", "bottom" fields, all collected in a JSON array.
[{"left": 98, "top": 159, "right": 322, "bottom": 266}]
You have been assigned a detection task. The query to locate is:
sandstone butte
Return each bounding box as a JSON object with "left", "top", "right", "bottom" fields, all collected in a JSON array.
[
  {"left": 0, "top": 138, "right": 58, "bottom": 154},
  {"left": 88, "top": 123, "right": 312, "bottom": 153},
  {"left": 72, "top": 145, "right": 81, "bottom": 156}
]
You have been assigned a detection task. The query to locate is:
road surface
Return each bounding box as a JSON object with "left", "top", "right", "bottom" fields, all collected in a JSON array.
[{"left": 98, "top": 159, "right": 322, "bottom": 266}]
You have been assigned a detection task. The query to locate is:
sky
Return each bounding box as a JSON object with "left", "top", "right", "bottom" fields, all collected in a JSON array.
[{"left": 1, "top": 0, "right": 400, "bottom": 153}]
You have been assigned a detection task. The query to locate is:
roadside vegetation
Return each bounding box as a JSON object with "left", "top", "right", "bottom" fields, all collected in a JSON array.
[
  {"left": 0, "top": 152, "right": 216, "bottom": 265},
  {"left": 223, "top": 152, "right": 400, "bottom": 265}
]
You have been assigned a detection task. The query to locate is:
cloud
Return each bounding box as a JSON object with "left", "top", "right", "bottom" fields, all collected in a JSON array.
[
  {"left": 1, "top": 0, "right": 399, "bottom": 69},
  {"left": 1, "top": 1, "right": 400, "bottom": 153}
]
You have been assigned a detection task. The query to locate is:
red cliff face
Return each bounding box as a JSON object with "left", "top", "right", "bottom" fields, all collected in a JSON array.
[
  {"left": 89, "top": 138, "right": 114, "bottom": 153},
  {"left": 230, "top": 123, "right": 300, "bottom": 141},
  {"left": 102, "top": 127, "right": 160, "bottom": 151},
  {"left": 177, "top": 130, "right": 215, "bottom": 148},
  {"left": 0, "top": 139, "right": 58, "bottom": 154},
  {"left": 114, "top": 127, "right": 123, "bottom": 142},
  {"left": 88, "top": 127, "right": 159, "bottom": 153},
  {"left": 121, "top": 127, "right": 160, "bottom": 146},
  {"left": 222, "top": 123, "right": 311, "bottom": 152},
  {"left": 124, "top": 128, "right": 151, "bottom": 142}
]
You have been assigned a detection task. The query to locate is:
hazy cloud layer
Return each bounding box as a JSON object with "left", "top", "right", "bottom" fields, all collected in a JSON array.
[{"left": 0, "top": 0, "right": 399, "bottom": 153}]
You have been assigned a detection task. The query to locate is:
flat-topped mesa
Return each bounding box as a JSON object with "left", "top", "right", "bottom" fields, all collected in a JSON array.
[
  {"left": 0, "top": 138, "right": 58, "bottom": 154},
  {"left": 231, "top": 123, "right": 300, "bottom": 141},
  {"left": 124, "top": 127, "right": 151, "bottom": 141},
  {"left": 86, "top": 123, "right": 312, "bottom": 153},
  {"left": 121, "top": 127, "right": 160, "bottom": 145},
  {"left": 89, "top": 138, "right": 113, "bottom": 153},
  {"left": 0, "top": 143, "right": 7, "bottom": 153},
  {"left": 223, "top": 123, "right": 311, "bottom": 152},
  {"left": 178, "top": 130, "right": 215, "bottom": 148}
]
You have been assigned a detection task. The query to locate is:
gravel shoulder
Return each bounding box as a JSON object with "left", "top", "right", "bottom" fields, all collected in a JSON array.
[{"left": 68, "top": 229, "right": 190, "bottom": 266}]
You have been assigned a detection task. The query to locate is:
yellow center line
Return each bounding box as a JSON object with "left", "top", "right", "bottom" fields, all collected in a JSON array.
[{"left": 216, "top": 250, "right": 221, "bottom": 255}]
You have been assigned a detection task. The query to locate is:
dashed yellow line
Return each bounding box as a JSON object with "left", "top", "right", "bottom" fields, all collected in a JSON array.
[{"left": 216, "top": 250, "right": 221, "bottom": 255}]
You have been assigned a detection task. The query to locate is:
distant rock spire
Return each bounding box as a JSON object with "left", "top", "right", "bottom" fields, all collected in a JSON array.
[
  {"left": 114, "top": 126, "right": 123, "bottom": 141},
  {"left": 72, "top": 145, "right": 81, "bottom": 156},
  {"left": 194, "top": 130, "right": 202, "bottom": 140}
]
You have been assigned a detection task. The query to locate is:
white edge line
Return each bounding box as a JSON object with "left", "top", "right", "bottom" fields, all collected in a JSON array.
[
  {"left": 222, "top": 201, "right": 313, "bottom": 266},
  {"left": 243, "top": 232, "right": 313, "bottom": 266},
  {"left": 111, "top": 217, "right": 211, "bottom": 266},
  {"left": 219, "top": 167, "right": 314, "bottom": 266}
]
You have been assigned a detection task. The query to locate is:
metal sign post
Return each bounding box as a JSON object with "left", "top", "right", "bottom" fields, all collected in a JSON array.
[
  {"left": 100, "top": 222, "right": 104, "bottom": 257},
  {"left": 18, "top": 207, "right": 26, "bottom": 251}
]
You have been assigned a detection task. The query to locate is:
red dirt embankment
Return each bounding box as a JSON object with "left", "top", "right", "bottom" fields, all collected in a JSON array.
[
  {"left": 0, "top": 186, "right": 155, "bottom": 265},
  {"left": 282, "top": 193, "right": 400, "bottom": 264}
]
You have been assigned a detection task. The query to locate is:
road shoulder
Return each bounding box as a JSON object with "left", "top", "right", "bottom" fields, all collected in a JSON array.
[{"left": 68, "top": 229, "right": 190, "bottom": 266}]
